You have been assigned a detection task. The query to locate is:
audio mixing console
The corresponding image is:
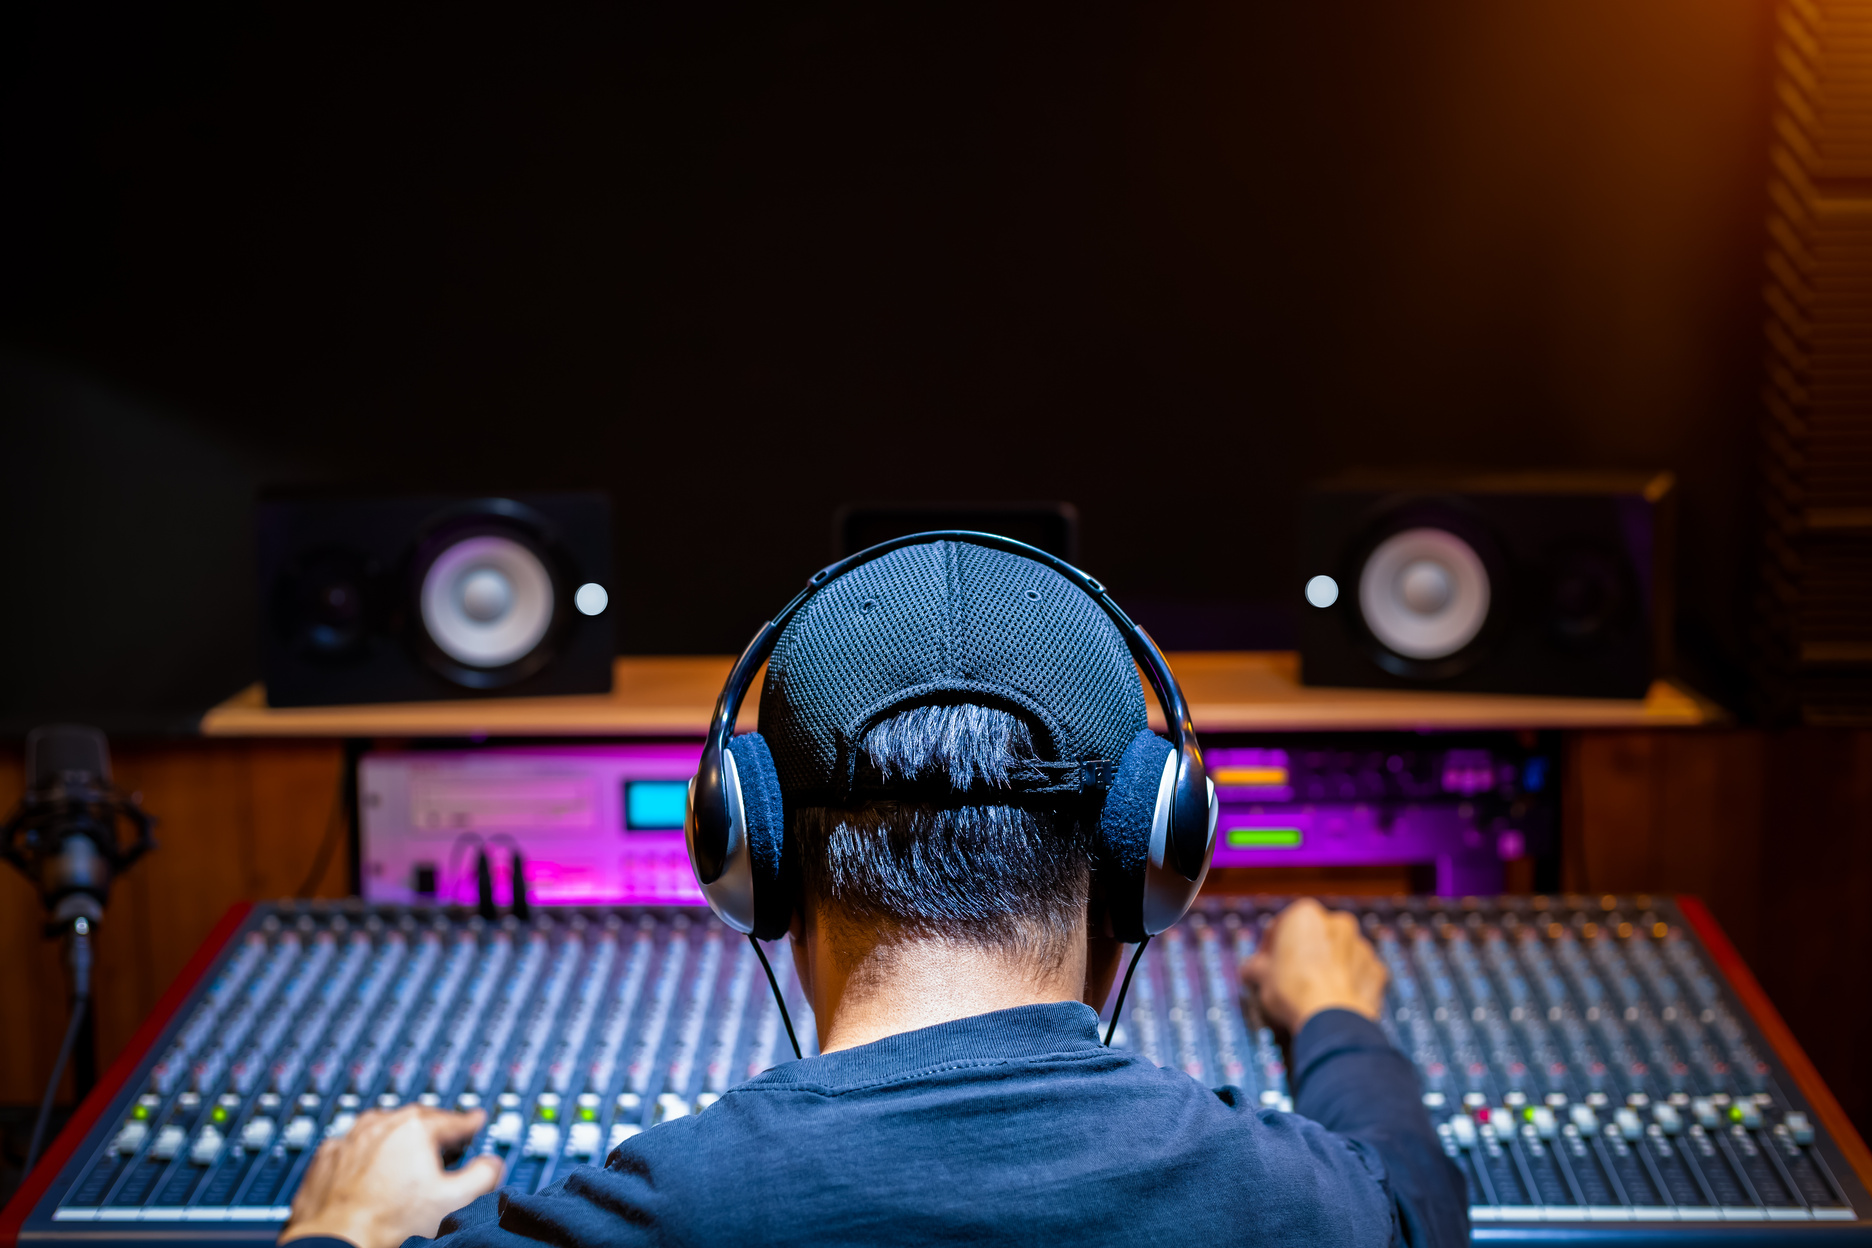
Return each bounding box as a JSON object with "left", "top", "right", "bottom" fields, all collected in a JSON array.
[{"left": 4, "top": 896, "right": 1868, "bottom": 1245}]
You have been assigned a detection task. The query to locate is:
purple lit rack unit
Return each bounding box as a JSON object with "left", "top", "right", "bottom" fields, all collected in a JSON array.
[
  {"left": 1207, "top": 739, "right": 1556, "bottom": 895},
  {"left": 358, "top": 737, "right": 1558, "bottom": 907},
  {"left": 359, "top": 745, "right": 706, "bottom": 908}
]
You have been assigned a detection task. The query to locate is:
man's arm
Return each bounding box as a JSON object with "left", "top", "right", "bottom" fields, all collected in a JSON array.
[{"left": 1242, "top": 900, "right": 1469, "bottom": 1248}]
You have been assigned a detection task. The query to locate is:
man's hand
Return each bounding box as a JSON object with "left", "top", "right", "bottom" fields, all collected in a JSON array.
[
  {"left": 279, "top": 1106, "right": 503, "bottom": 1248},
  {"left": 1239, "top": 898, "right": 1387, "bottom": 1034}
]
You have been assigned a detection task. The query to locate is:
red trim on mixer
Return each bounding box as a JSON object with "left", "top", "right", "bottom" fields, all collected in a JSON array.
[
  {"left": 0, "top": 901, "right": 254, "bottom": 1246},
  {"left": 1676, "top": 893, "right": 1872, "bottom": 1191}
]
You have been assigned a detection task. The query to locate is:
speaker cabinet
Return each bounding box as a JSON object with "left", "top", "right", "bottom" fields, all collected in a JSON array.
[
  {"left": 258, "top": 493, "right": 614, "bottom": 707},
  {"left": 1298, "top": 472, "right": 1673, "bottom": 697}
]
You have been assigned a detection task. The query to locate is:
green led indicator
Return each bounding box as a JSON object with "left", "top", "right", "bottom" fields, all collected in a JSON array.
[
  {"left": 1226, "top": 827, "right": 1303, "bottom": 849},
  {"left": 1729, "top": 1105, "right": 1743, "bottom": 1122},
  {"left": 539, "top": 1105, "right": 558, "bottom": 1122},
  {"left": 133, "top": 1105, "right": 150, "bottom": 1120},
  {"left": 579, "top": 1105, "right": 596, "bottom": 1121},
  {"left": 211, "top": 1106, "right": 228, "bottom": 1124},
  {"left": 1523, "top": 1107, "right": 1535, "bottom": 1122}
]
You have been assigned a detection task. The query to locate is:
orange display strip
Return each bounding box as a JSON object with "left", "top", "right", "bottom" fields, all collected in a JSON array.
[
  {"left": 1211, "top": 766, "right": 1289, "bottom": 786},
  {"left": 1677, "top": 895, "right": 1872, "bottom": 1192}
]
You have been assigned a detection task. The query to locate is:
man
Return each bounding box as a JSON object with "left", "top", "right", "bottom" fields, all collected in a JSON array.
[{"left": 282, "top": 542, "right": 1468, "bottom": 1247}]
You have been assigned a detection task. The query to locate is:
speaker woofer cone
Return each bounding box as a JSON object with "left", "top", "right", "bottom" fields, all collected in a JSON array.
[
  {"left": 1357, "top": 527, "right": 1492, "bottom": 661},
  {"left": 407, "top": 501, "right": 576, "bottom": 690},
  {"left": 418, "top": 534, "right": 556, "bottom": 669}
]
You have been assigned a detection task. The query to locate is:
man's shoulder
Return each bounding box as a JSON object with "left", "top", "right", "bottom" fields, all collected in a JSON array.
[{"left": 453, "top": 1063, "right": 1396, "bottom": 1248}]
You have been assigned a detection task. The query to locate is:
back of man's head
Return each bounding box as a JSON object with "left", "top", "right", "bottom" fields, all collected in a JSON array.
[
  {"left": 794, "top": 702, "right": 1089, "bottom": 966},
  {"left": 758, "top": 540, "right": 1149, "bottom": 966}
]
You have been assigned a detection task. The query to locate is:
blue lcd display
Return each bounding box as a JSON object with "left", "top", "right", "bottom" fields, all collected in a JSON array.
[{"left": 625, "top": 780, "right": 689, "bottom": 831}]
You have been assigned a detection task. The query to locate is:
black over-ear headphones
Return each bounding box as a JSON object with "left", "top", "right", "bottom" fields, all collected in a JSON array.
[{"left": 684, "top": 531, "right": 1217, "bottom": 952}]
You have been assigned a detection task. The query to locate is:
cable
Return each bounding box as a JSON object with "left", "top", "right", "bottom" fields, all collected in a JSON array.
[
  {"left": 509, "top": 849, "right": 530, "bottom": 920},
  {"left": 444, "top": 832, "right": 486, "bottom": 904},
  {"left": 294, "top": 771, "right": 349, "bottom": 898},
  {"left": 24, "top": 994, "right": 87, "bottom": 1178},
  {"left": 1103, "top": 936, "right": 1151, "bottom": 1048},
  {"left": 748, "top": 934, "right": 803, "bottom": 1061},
  {"left": 476, "top": 851, "right": 497, "bottom": 921}
]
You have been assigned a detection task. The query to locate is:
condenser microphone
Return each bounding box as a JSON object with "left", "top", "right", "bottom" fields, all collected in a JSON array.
[
  {"left": 3, "top": 724, "right": 158, "bottom": 1176},
  {"left": 3, "top": 725, "right": 155, "bottom": 931}
]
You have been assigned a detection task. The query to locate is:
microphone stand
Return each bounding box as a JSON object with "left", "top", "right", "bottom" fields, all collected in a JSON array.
[
  {"left": 24, "top": 917, "right": 93, "bottom": 1176},
  {"left": 2, "top": 725, "right": 156, "bottom": 1177}
]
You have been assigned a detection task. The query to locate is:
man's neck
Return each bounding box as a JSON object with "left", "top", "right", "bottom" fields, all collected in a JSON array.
[{"left": 793, "top": 910, "right": 1089, "bottom": 1054}]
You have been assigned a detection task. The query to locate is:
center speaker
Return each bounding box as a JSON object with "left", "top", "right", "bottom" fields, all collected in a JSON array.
[
  {"left": 257, "top": 493, "right": 614, "bottom": 707},
  {"left": 1298, "top": 472, "right": 1674, "bottom": 698}
]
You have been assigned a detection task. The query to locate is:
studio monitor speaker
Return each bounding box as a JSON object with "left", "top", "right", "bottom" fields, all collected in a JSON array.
[
  {"left": 257, "top": 493, "right": 614, "bottom": 707},
  {"left": 1298, "top": 472, "right": 1673, "bottom": 698}
]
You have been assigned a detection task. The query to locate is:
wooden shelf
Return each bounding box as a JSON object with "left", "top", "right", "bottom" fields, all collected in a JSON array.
[
  {"left": 197, "top": 652, "right": 1727, "bottom": 738},
  {"left": 1148, "top": 652, "right": 1725, "bottom": 733}
]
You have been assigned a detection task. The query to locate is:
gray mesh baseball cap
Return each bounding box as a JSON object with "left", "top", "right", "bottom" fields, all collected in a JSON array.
[{"left": 756, "top": 538, "right": 1148, "bottom": 807}]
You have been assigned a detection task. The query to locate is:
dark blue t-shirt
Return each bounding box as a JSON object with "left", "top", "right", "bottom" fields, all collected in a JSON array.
[{"left": 306, "top": 1003, "right": 1465, "bottom": 1247}]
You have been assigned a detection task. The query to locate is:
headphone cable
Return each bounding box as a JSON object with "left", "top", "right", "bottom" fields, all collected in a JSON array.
[
  {"left": 749, "top": 934, "right": 803, "bottom": 1061},
  {"left": 1103, "top": 936, "right": 1151, "bottom": 1047}
]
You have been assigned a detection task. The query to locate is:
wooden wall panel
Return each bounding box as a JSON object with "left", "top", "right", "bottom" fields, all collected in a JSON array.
[
  {"left": 1564, "top": 730, "right": 1768, "bottom": 964},
  {"left": 0, "top": 740, "right": 346, "bottom": 1106},
  {"left": 1565, "top": 727, "right": 1872, "bottom": 1140}
]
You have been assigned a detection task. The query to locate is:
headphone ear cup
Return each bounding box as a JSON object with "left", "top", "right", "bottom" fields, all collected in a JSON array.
[
  {"left": 1139, "top": 750, "right": 1215, "bottom": 936},
  {"left": 725, "top": 733, "right": 793, "bottom": 941},
  {"left": 1097, "top": 729, "right": 1175, "bottom": 944}
]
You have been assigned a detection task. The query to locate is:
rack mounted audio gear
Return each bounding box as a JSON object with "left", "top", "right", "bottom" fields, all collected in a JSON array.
[{"left": 3, "top": 896, "right": 1867, "bottom": 1245}]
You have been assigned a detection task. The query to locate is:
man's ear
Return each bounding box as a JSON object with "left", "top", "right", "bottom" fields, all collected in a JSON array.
[
  {"left": 1086, "top": 876, "right": 1116, "bottom": 940},
  {"left": 788, "top": 900, "right": 812, "bottom": 999},
  {"left": 1082, "top": 880, "right": 1124, "bottom": 1010}
]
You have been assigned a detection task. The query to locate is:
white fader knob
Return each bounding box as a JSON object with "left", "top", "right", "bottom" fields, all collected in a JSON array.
[
  {"left": 111, "top": 1121, "right": 149, "bottom": 1156},
  {"left": 488, "top": 1111, "right": 524, "bottom": 1147},
  {"left": 566, "top": 1121, "right": 602, "bottom": 1159}
]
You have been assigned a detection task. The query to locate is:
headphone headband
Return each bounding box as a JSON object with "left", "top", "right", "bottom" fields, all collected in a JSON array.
[{"left": 696, "top": 531, "right": 1209, "bottom": 882}]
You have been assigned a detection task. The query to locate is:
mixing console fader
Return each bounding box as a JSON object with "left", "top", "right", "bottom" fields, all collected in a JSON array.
[{"left": 5, "top": 896, "right": 1869, "bottom": 1246}]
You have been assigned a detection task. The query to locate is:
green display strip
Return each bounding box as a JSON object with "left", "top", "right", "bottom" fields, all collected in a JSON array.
[{"left": 1225, "top": 827, "right": 1302, "bottom": 848}]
